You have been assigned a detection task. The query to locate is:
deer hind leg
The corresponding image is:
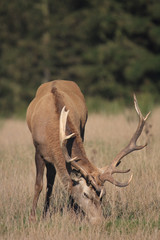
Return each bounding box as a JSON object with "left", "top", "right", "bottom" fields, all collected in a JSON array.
[
  {"left": 30, "top": 151, "right": 45, "bottom": 221},
  {"left": 43, "top": 162, "right": 56, "bottom": 217}
]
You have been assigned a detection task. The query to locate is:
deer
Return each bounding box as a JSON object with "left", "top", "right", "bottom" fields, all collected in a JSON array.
[{"left": 26, "top": 80, "right": 150, "bottom": 224}]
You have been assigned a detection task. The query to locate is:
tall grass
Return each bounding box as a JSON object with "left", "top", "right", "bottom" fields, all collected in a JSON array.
[{"left": 0, "top": 107, "right": 160, "bottom": 239}]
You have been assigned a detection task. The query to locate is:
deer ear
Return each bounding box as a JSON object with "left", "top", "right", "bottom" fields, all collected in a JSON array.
[{"left": 70, "top": 169, "right": 81, "bottom": 182}]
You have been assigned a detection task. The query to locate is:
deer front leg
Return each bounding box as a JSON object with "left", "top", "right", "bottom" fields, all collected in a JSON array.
[{"left": 43, "top": 162, "right": 56, "bottom": 217}]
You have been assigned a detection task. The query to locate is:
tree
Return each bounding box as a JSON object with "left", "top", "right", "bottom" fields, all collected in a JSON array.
[{"left": 0, "top": 0, "right": 160, "bottom": 116}]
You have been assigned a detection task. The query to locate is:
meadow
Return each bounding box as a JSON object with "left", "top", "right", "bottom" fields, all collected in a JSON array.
[{"left": 0, "top": 106, "right": 160, "bottom": 240}]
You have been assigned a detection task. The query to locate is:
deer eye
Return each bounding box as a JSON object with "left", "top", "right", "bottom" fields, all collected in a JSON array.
[{"left": 83, "top": 192, "right": 89, "bottom": 199}]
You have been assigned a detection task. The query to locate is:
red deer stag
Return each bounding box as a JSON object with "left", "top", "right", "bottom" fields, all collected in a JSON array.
[{"left": 26, "top": 80, "right": 150, "bottom": 224}]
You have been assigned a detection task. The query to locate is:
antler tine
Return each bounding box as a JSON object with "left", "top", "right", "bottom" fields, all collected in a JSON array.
[
  {"left": 60, "top": 106, "right": 76, "bottom": 147},
  {"left": 59, "top": 106, "right": 77, "bottom": 162},
  {"left": 99, "top": 94, "right": 150, "bottom": 187},
  {"left": 134, "top": 94, "right": 151, "bottom": 122},
  {"left": 106, "top": 174, "right": 133, "bottom": 188}
]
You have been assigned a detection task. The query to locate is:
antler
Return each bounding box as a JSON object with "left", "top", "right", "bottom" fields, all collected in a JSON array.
[
  {"left": 99, "top": 94, "right": 150, "bottom": 187},
  {"left": 60, "top": 106, "right": 103, "bottom": 193}
]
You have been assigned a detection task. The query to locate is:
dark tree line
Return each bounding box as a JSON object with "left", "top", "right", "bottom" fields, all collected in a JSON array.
[{"left": 0, "top": 0, "right": 160, "bottom": 116}]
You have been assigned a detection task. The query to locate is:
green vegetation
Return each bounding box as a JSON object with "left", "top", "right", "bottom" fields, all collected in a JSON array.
[{"left": 0, "top": 0, "right": 160, "bottom": 116}]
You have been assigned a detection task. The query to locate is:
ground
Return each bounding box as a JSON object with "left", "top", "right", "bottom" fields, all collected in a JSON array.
[{"left": 0, "top": 107, "right": 160, "bottom": 240}]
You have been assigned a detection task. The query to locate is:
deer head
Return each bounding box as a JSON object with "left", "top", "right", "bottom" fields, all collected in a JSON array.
[{"left": 59, "top": 94, "right": 150, "bottom": 223}]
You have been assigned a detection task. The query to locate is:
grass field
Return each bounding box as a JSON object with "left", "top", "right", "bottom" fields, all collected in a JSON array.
[{"left": 0, "top": 107, "right": 160, "bottom": 240}]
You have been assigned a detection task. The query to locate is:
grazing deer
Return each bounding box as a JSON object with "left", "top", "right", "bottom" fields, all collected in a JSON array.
[{"left": 26, "top": 80, "right": 150, "bottom": 224}]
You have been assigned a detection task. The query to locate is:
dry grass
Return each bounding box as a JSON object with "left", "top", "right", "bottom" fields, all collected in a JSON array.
[{"left": 1, "top": 108, "right": 160, "bottom": 240}]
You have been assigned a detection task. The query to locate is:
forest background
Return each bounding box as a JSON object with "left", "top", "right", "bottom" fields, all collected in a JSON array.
[{"left": 0, "top": 0, "right": 160, "bottom": 117}]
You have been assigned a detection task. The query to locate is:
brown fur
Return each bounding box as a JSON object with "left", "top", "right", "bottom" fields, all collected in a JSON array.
[{"left": 26, "top": 80, "right": 102, "bottom": 222}]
